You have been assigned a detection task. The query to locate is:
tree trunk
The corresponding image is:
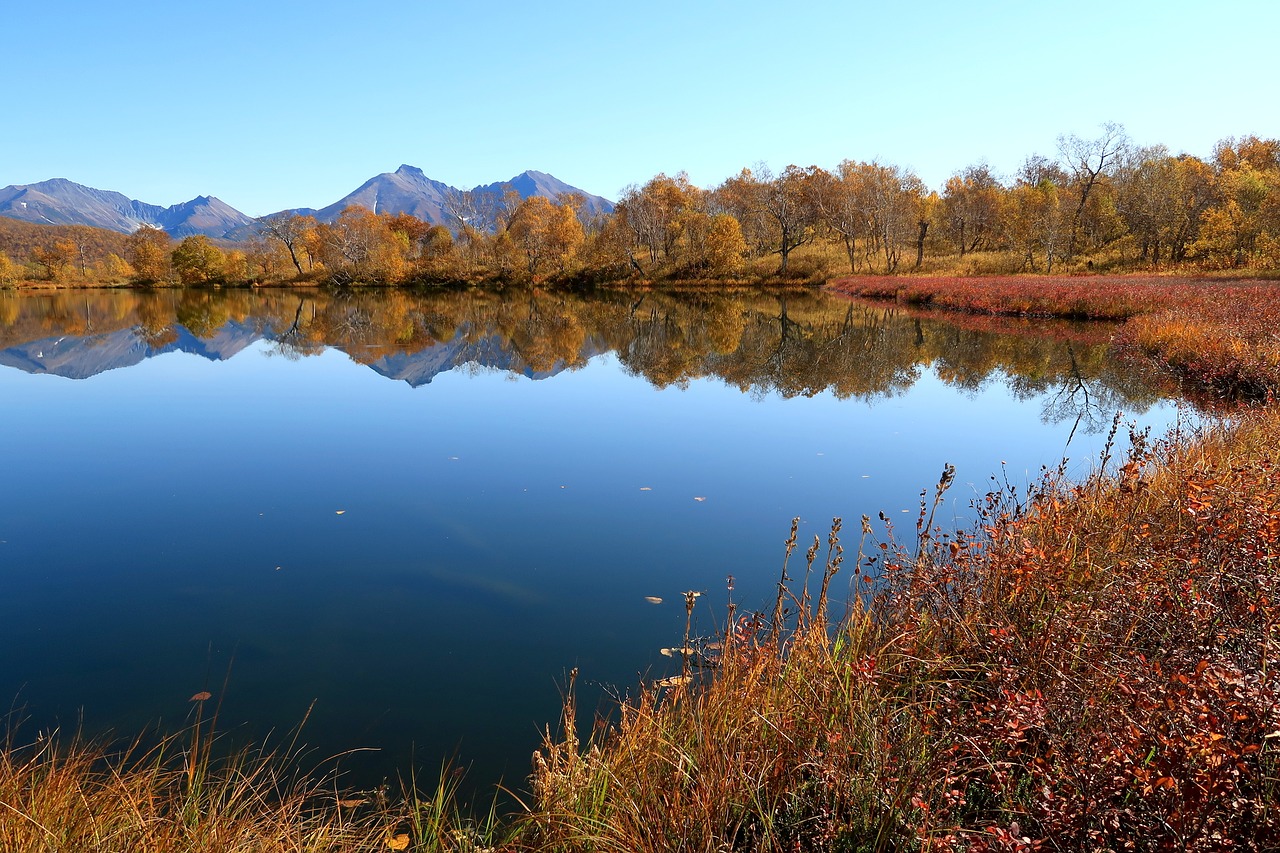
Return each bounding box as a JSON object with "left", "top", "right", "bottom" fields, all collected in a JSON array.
[{"left": 914, "top": 220, "right": 928, "bottom": 270}]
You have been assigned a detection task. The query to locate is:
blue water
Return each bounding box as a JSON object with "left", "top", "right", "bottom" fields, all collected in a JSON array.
[{"left": 0, "top": 288, "right": 1191, "bottom": 794}]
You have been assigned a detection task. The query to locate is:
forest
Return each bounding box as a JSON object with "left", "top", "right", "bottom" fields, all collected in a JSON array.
[{"left": 1, "top": 126, "right": 1278, "bottom": 288}]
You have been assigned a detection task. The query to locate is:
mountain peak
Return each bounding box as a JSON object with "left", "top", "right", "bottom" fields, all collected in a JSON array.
[{"left": 395, "top": 164, "right": 425, "bottom": 178}]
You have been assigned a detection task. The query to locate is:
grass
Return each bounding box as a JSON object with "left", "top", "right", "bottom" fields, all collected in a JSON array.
[{"left": 523, "top": 410, "right": 1280, "bottom": 850}]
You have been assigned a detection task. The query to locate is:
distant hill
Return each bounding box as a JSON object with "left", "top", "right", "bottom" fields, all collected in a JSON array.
[
  {"left": 1, "top": 169, "right": 616, "bottom": 242},
  {"left": 0, "top": 179, "right": 255, "bottom": 240},
  {"left": 301, "top": 166, "right": 615, "bottom": 228},
  {"left": 315, "top": 165, "right": 456, "bottom": 224},
  {"left": 0, "top": 217, "right": 129, "bottom": 266}
]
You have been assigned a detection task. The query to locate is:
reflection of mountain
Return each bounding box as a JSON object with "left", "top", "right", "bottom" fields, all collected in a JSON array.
[
  {"left": 0, "top": 319, "right": 595, "bottom": 386},
  {"left": 357, "top": 334, "right": 604, "bottom": 387},
  {"left": 0, "top": 324, "right": 260, "bottom": 380}
]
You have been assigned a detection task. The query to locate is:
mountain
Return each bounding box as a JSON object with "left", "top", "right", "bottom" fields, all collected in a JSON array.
[
  {"left": 305, "top": 166, "right": 615, "bottom": 227},
  {"left": 0, "top": 179, "right": 255, "bottom": 240},
  {"left": 0, "top": 168, "right": 616, "bottom": 240},
  {"left": 311, "top": 164, "right": 455, "bottom": 224},
  {"left": 470, "top": 169, "right": 614, "bottom": 220}
]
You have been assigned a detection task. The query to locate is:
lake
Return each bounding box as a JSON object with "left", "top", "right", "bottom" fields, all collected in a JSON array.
[{"left": 0, "top": 286, "right": 1193, "bottom": 795}]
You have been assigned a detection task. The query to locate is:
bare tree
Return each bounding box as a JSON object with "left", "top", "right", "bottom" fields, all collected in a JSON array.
[
  {"left": 1058, "top": 121, "right": 1129, "bottom": 260},
  {"left": 257, "top": 212, "right": 318, "bottom": 276}
]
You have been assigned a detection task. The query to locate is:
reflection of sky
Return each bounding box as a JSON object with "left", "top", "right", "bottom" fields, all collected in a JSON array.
[{"left": 0, "top": 341, "right": 1191, "bottom": 793}]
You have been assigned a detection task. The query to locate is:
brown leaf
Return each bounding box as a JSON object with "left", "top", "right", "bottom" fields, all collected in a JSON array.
[
  {"left": 189, "top": 692, "right": 212, "bottom": 702},
  {"left": 386, "top": 833, "right": 410, "bottom": 850}
]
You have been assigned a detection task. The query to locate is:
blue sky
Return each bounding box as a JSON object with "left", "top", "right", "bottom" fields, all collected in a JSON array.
[{"left": 5, "top": 0, "right": 1277, "bottom": 216}]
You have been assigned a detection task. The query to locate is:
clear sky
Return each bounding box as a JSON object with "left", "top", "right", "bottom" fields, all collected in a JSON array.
[{"left": 5, "top": 0, "right": 1277, "bottom": 217}]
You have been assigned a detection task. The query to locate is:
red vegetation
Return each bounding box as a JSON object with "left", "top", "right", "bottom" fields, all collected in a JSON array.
[{"left": 830, "top": 274, "right": 1280, "bottom": 400}]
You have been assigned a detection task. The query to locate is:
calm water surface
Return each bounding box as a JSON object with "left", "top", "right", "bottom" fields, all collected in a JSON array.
[{"left": 0, "top": 287, "right": 1192, "bottom": 792}]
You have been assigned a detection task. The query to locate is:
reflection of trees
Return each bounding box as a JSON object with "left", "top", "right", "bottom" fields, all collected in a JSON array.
[{"left": 0, "top": 288, "right": 1179, "bottom": 423}]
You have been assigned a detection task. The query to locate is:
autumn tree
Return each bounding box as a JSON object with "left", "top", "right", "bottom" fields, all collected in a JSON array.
[
  {"left": 126, "top": 225, "right": 172, "bottom": 284},
  {"left": 257, "top": 212, "right": 318, "bottom": 276},
  {"left": 313, "top": 206, "right": 408, "bottom": 283},
  {"left": 1058, "top": 121, "right": 1129, "bottom": 260},
  {"left": 716, "top": 165, "right": 820, "bottom": 274},
  {"left": 98, "top": 253, "right": 134, "bottom": 283},
  {"left": 1002, "top": 171, "right": 1066, "bottom": 271},
  {"left": 615, "top": 173, "right": 699, "bottom": 265},
  {"left": 171, "top": 235, "right": 227, "bottom": 284},
  {"left": 844, "top": 161, "right": 926, "bottom": 273},
  {"left": 1196, "top": 154, "right": 1280, "bottom": 267},
  {"left": 809, "top": 162, "right": 872, "bottom": 273},
  {"left": 0, "top": 251, "right": 19, "bottom": 285},
  {"left": 32, "top": 238, "right": 78, "bottom": 282},
  {"left": 941, "top": 163, "right": 1002, "bottom": 255}
]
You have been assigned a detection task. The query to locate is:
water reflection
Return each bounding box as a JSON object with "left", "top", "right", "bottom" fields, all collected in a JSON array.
[
  {"left": 0, "top": 286, "right": 1187, "bottom": 795},
  {"left": 0, "top": 287, "right": 1172, "bottom": 425}
]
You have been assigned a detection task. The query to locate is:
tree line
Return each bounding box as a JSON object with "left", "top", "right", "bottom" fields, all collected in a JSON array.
[{"left": 1, "top": 125, "right": 1277, "bottom": 288}]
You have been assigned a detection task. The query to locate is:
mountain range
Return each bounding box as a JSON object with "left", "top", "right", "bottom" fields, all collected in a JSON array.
[{"left": 0, "top": 169, "right": 615, "bottom": 241}]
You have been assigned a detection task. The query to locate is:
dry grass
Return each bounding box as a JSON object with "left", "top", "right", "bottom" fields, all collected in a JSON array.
[
  {"left": 0, "top": 711, "right": 508, "bottom": 853},
  {"left": 526, "top": 411, "right": 1280, "bottom": 850}
]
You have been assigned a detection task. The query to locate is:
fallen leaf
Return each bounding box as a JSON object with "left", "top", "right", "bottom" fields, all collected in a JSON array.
[
  {"left": 644, "top": 596, "right": 663, "bottom": 604},
  {"left": 337, "top": 798, "right": 366, "bottom": 808},
  {"left": 335, "top": 510, "right": 346, "bottom": 515},
  {"left": 693, "top": 496, "right": 706, "bottom": 502},
  {"left": 639, "top": 486, "right": 652, "bottom": 491},
  {"left": 656, "top": 675, "right": 692, "bottom": 688},
  {"left": 386, "top": 834, "right": 410, "bottom": 851},
  {"left": 190, "top": 692, "right": 212, "bottom": 702}
]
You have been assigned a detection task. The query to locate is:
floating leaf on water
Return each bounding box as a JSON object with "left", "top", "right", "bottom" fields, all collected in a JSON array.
[
  {"left": 189, "top": 692, "right": 212, "bottom": 702},
  {"left": 335, "top": 510, "right": 346, "bottom": 515},
  {"left": 656, "top": 675, "right": 692, "bottom": 688},
  {"left": 644, "top": 596, "right": 663, "bottom": 604},
  {"left": 861, "top": 475, "right": 871, "bottom": 479},
  {"left": 337, "top": 798, "right": 366, "bottom": 808},
  {"left": 703, "top": 642, "right": 723, "bottom": 651},
  {"left": 275, "top": 566, "right": 282, "bottom": 571},
  {"left": 693, "top": 496, "right": 706, "bottom": 502},
  {"left": 639, "top": 487, "right": 652, "bottom": 491},
  {"left": 386, "top": 834, "right": 410, "bottom": 851},
  {"left": 660, "top": 647, "right": 695, "bottom": 657}
]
